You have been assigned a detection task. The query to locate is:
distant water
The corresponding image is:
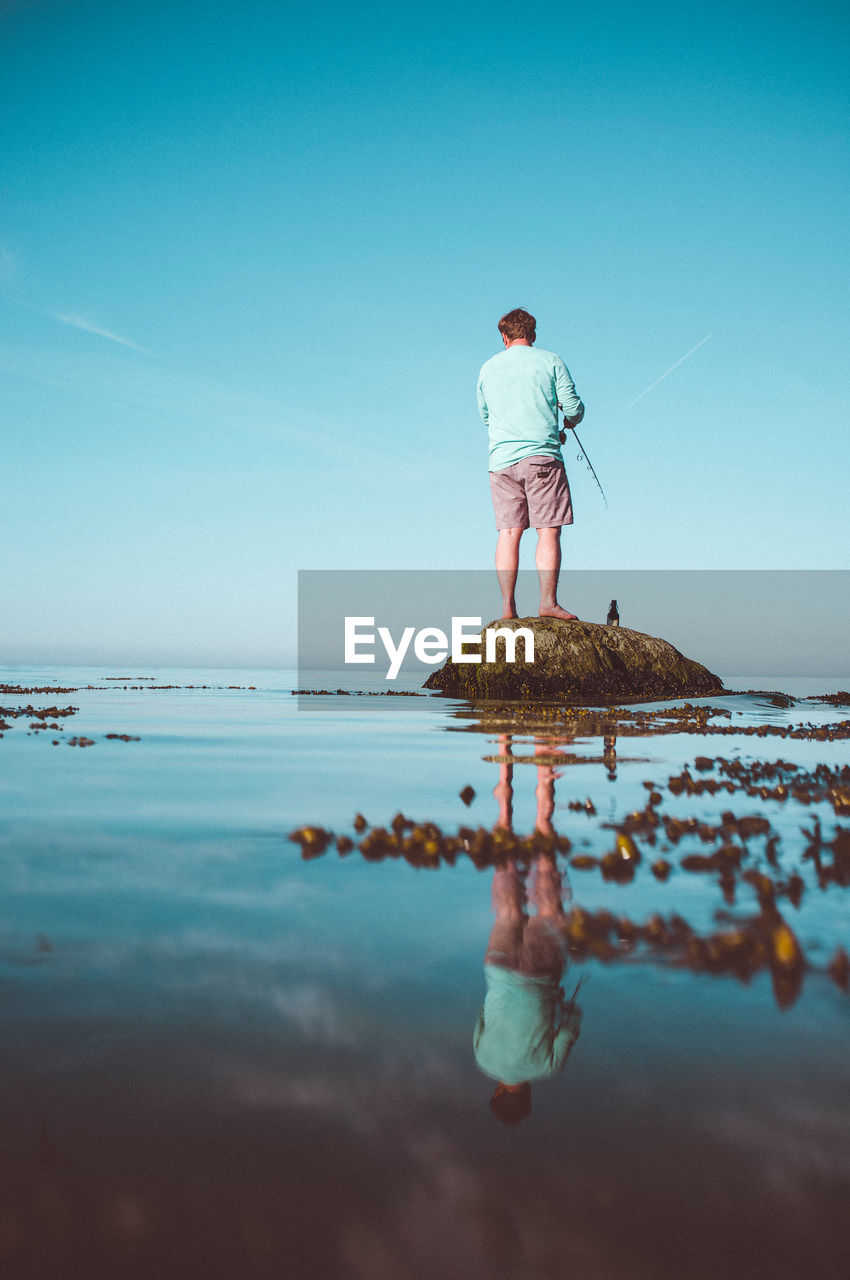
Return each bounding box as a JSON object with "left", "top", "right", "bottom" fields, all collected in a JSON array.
[{"left": 1, "top": 665, "right": 849, "bottom": 1280}]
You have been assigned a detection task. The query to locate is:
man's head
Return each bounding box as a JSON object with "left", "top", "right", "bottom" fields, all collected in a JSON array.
[
  {"left": 489, "top": 1081, "right": 532, "bottom": 1125},
  {"left": 498, "top": 308, "right": 536, "bottom": 345}
]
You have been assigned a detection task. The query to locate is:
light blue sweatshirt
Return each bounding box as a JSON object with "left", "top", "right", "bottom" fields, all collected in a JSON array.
[
  {"left": 473, "top": 964, "right": 582, "bottom": 1085},
  {"left": 477, "top": 345, "right": 585, "bottom": 472}
]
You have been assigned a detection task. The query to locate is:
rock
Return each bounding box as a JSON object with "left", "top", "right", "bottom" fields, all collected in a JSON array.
[{"left": 422, "top": 617, "right": 723, "bottom": 702}]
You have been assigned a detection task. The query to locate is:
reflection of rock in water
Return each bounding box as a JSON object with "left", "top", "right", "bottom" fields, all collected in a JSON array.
[{"left": 449, "top": 699, "right": 850, "bottom": 745}]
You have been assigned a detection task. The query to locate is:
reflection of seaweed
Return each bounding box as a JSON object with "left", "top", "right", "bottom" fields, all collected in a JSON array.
[
  {"left": 290, "top": 695, "right": 850, "bottom": 1015},
  {"left": 802, "top": 819, "right": 850, "bottom": 889},
  {"left": 289, "top": 788, "right": 850, "bottom": 1009},
  {"left": 666, "top": 757, "right": 850, "bottom": 814},
  {"left": 288, "top": 814, "right": 849, "bottom": 1008},
  {"left": 450, "top": 700, "right": 850, "bottom": 743},
  {"left": 288, "top": 807, "right": 850, "bottom": 890},
  {"left": 291, "top": 817, "right": 571, "bottom": 866},
  {"left": 562, "top": 905, "right": 811, "bottom": 1010}
]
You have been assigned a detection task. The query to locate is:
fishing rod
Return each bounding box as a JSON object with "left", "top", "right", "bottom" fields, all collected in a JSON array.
[
  {"left": 558, "top": 402, "right": 608, "bottom": 508},
  {"left": 562, "top": 975, "right": 587, "bottom": 1021}
]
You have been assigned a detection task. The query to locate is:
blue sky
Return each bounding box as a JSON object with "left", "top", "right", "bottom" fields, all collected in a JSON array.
[{"left": 2, "top": 0, "right": 848, "bottom": 665}]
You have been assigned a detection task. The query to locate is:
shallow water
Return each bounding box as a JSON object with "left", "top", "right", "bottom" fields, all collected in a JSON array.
[{"left": 2, "top": 666, "right": 849, "bottom": 1279}]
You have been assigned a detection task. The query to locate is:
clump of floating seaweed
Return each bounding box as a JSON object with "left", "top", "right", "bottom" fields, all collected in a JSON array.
[
  {"left": 801, "top": 819, "right": 850, "bottom": 889},
  {"left": 682, "top": 755, "right": 850, "bottom": 814},
  {"left": 288, "top": 764, "right": 850, "bottom": 1008},
  {"left": 288, "top": 795, "right": 848, "bottom": 891},
  {"left": 0, "top": 704, "right": 78, "bottom": 721},
  {"left": 562, "top": 904, "right": 812, "bottom": 1008},
  {"left": 810, "top": 691, "right": 850, "bottom": 707},
  {"left": 0, "top": 701, "right": 143, "bottom": 747},
  {"left": 290, "top": 815, "right": 572, "bottom": 869},
  {"left": 0, "top": 684, "right": 80, "bottom": 695},
  {"left": 287, "top": 814, "right": 847, "bottom": 1008}
]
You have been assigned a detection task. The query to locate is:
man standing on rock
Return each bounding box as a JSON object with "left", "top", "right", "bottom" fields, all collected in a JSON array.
[{"left": 477, "top": 308, "right": 585, "bottom": 620}]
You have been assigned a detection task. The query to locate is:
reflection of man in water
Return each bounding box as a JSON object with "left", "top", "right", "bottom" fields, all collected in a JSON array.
[{"left": 474, "top": 737, "right": 583, "bottom": 1124}]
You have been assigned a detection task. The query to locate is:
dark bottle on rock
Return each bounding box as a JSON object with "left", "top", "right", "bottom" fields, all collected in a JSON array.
[{"left": 607, "top": 599, "right": 620, "bottom": 626}]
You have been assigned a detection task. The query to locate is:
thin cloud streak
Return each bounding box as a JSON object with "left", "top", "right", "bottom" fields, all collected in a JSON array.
[
  {"left": 0, "top": 341, "right": 344, "bottom": 462},
  {"left": 54, "top": 311, "right": 152, "bottom": 355},
  {"left": 625, "top": 333, "right": 712, "bottom": 411},
  {"left": 1, "top": 290, "right": 153, "bottom": 355}
]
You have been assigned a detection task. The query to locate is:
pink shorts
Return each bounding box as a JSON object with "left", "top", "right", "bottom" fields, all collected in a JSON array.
[{"left": 489, "top": 454, "right": 573, "bottom": 530}]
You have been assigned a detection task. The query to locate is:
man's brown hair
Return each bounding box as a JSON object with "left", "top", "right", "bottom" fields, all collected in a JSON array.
[
  {"left": 498, "top": 309, "right": 536, "bottom": 343},
  {"left": 489, "top": 1082, "right": 532, "bottom": 1125}
]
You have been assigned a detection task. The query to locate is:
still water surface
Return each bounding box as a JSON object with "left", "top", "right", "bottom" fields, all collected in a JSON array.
[{"left": 1, "top": 667, "right": 849, "bottom": 1279}]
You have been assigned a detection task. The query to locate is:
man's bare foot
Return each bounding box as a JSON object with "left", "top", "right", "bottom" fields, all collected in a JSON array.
[
  {"left": 538, "top": 604, "right": 578, "bottom": 621},
  {"left": 501, "top": 602, "right": 519, "bottom": 619}
]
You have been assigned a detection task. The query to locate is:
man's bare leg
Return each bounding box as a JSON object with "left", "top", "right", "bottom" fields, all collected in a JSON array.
[
  {"left": 536, "top": 526, "right": 577, "bottom": 620},
  {"left": 486, "top": 859, "right": 525, "bottom": 965},
  {"left": 495, "top": 527, "right": 524, "bottom": 618},
  {"left": 493, "top": 734, "right": 514, "bottom": 831},
  {"left": 530, "top": 853, "right": 567, "bottom": 919}
]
